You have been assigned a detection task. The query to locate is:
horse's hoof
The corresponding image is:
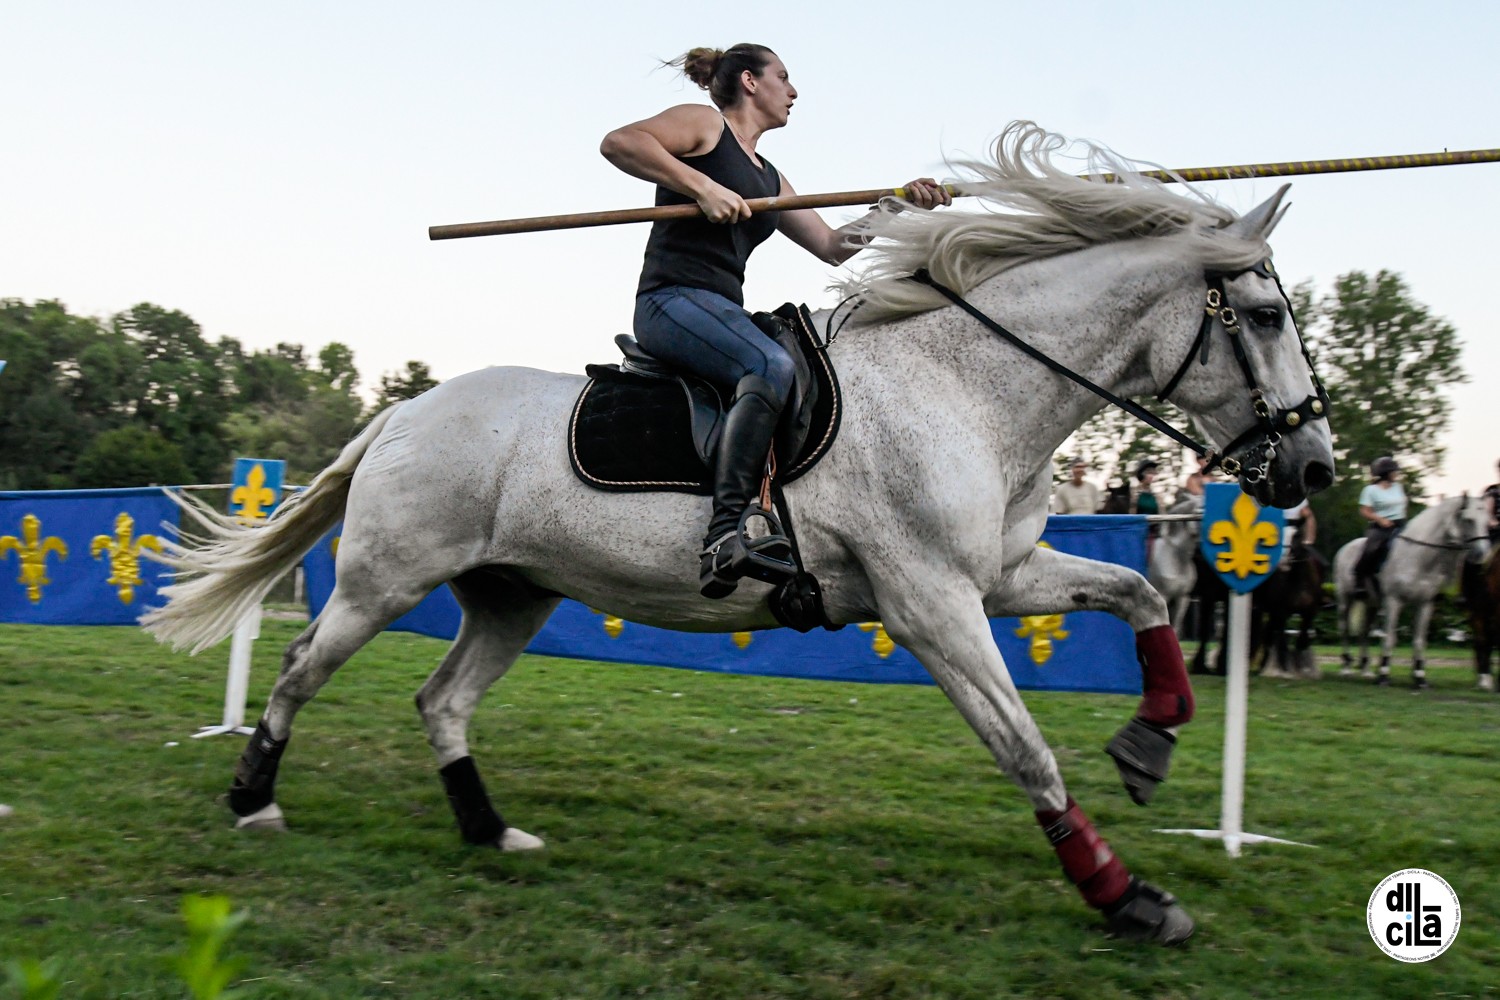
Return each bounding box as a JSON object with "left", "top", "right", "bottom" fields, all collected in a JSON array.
[
  {"left": 1412, "top": 677, "right": 1429, "bottom": 691},
  {"left": 1478, "top": 674, "right": 1495, "bottom": 692},
  {"left": 1104, "top": 880, "right": 1195, "bottom": 945},
  {"left": 1374, "top": 674, "right": 1390, "bottom": 687},
  {"left": 499, "top": 826, "right": 545, "bottom": 852},
  {"left": 1104, "top": 718, "right": 1175, "bottom": 806},
  {"left": 233, "top": 802, "right": 287, "bottom": 832}
]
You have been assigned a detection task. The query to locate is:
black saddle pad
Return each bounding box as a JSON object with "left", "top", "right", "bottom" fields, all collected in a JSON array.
[{"left": 569, "top": 304, "right": 841, "bottom": 495}]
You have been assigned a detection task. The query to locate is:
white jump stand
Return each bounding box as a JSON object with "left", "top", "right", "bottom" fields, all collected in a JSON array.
[
  {"left": 192, "top": 605, "right": 261, "bottom": 738},
  {"left": 1156, "top": 592, "right": 1316, "bottom": 857}
]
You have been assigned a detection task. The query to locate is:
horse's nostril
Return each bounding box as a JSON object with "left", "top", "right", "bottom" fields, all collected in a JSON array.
[{"left": 1303, "top": 461, "right": 1334, "bottom": 493}]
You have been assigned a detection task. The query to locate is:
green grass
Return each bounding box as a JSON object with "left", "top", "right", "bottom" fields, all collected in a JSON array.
[{"left": 2, "top": 622, "right": 1497, "bottom": 999}]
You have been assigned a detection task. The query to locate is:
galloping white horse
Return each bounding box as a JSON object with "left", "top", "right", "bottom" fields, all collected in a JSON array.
[
  {"left": 145, "top": 125, "right": 1335, "bottom": 944},
  {"left": 1335, "top": 495, "right": 1489, "bottom": 686}
]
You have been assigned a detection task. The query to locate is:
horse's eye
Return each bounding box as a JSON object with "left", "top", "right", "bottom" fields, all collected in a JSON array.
[{"left": 1248, "top": 307, "right": 1282, "bottom": 329}]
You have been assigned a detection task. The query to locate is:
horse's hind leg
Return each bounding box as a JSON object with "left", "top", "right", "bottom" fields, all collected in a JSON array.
[
  {"left": 230, "top": 579, "right": 430, "bottom": 830},
  {"left": 415, "top": 569, "right": 560, "bottom": 851}
]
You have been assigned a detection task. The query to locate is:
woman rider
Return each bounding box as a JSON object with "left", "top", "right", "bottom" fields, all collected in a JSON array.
[
  {"left": 1353, "top": 455, "right": 1407, "bottom": 601},
  {"left": 601, "top": 43, "right": 949, "bottom": 598}
]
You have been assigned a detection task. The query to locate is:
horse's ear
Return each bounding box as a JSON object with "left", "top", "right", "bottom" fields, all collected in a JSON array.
[{"left": 1224, "top": 184, "right": 1292, "bottom": 239}]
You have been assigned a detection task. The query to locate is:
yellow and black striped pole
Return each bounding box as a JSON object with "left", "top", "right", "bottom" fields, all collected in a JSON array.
[
  {"left": 1098, "top": 148, "right": 1500, "bottom": 185},
  {"left": 430, "top": 148, "right": 1500, "bottom": 240}
]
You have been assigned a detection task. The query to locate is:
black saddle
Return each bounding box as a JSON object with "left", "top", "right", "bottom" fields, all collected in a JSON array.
[{"left": 568, "top": 303, "right": 841, "bottom": 495}]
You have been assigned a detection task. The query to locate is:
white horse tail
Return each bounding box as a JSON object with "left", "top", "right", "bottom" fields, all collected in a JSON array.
[{"left": 142, "top": 403, "right": 405, "bottom": 654}]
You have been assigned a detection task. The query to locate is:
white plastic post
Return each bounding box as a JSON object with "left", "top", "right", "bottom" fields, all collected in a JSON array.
[
  {"left": 192, "top": 605, "right": 261, "bottom": 738},
  {"left": 1157, "top": 590, "right": 1314, "bottom": 855},
  {"left": 1220, "top": 592, "right": 1251, "bottom": 857}
]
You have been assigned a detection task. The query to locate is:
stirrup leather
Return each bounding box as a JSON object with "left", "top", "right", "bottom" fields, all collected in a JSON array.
[{"left": 701, "top": 505, "right": 798, "bottom": 593}]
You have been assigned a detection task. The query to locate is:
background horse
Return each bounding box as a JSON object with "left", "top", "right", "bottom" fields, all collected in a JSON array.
[
  {"left": 1334, "top": 495, "right": 1490, "bottom": 687},
  {"left": 1461, "top": 555, "right": 1500, "bottom": 691},
  {"left": 1252, "top": 527, "right": 1326, "bottom": 678},
  {"left": 1146, "top": 495, "right": 1201, "bottom": 636},
  {"left": 144, "top": 125, "right": 1334, "bottom": 944}
]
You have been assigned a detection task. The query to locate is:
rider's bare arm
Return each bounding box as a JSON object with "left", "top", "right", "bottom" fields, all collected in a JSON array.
[
  {"left": 601, "top": 105, "right": 750, "bottom": 223},
  {"left": 778, "top": 175, "right": 950, "bottom": 265}
]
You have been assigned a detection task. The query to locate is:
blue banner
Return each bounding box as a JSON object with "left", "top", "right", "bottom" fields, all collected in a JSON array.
[
  {"left": 0, "top": 488, "right": 180, "bottom": 625},
  {"left": 1200, "top": 482, "right": 1285, "bottom": 595},
  {"left": 303, "top": 515, "right": 1147, "bottom": 694}
]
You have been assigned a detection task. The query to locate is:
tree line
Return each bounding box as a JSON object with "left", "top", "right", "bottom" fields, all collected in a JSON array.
[
  {"left": 1058, "top": 269, "right": 1466, "bottom": 555},
  {"left": 0, "top": 299, "right": 439, "bottom": 489},
  {"left": 2, "top": 266, "right": 1470, "bottom": 555}
]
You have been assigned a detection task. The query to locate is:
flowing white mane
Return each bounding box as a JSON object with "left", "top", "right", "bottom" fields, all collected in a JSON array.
[{"left": 838, "top": 122, "right": 1273, "bottom": 323}]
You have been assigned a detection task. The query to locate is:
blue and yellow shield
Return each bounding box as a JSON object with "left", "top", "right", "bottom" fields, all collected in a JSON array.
[
  {"left": 1199, "top": 482, "right": 1284, "bottom": 594},
  {"left": 229, "top": 458, "right": 286, "bottom": 523}
]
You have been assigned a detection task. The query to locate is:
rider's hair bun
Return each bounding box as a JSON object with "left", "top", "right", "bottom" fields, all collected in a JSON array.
[{"left": 677, "top": 47, "right": 724, "bottom": 90}]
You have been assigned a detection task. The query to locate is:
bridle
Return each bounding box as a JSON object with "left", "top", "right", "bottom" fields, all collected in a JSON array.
[
  {"left": 1155, "top": 259, "right": 1329, "bottom": 484},
  {"left": 909, "top": 260, "right": 1330, "bottom": 488}
]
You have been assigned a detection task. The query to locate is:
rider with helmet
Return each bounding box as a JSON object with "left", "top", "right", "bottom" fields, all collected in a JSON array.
[{"left": 1353, "top": 455, "right": 1407, "bottom": 601}]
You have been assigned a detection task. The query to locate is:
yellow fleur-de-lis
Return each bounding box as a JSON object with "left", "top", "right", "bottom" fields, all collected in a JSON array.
[
  {"left": 0, "top": 513, "right": 70, "bottom": 603},
  {"left": 588, "top": 608, "right": 625, "bottom": 638},
  {"left": 231, "top": 463, "right": 277, "bottom": 523},
  {"left": 90, "top": 512, "right": 164, "bottom": 604},
  {"left": 858, "top": 621, "right": 895, "bottom": 658},
  {"left": 1208, "top": 493, "right": 1281, "bottom": 579},
  {"left": 732, "top": 632, "right": 752, "bottom": 649},
  {"left": 1015, "top": 614, "right": 1070, "bottom": 665}
]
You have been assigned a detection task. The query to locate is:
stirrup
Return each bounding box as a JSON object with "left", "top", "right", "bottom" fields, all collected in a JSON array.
[{"left": 699, "top": 505, "right": 798, "bottom": 599}]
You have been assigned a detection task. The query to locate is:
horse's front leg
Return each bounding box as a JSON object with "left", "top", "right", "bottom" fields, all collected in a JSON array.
[
  {"left": 1407, "top": 600, "right": 1435, "bottom": 689},
  {"left": 991, "top": 546, "right": 1194, "bottom": 807},
  {"left": 1375, "top": 597, "right": 1405, "bottom": 686},
  {"left": 872, "top": 570, "right": 1193, "bottom": 945}
]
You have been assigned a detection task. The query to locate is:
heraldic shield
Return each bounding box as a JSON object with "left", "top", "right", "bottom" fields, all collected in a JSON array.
[{"left": 1199, "top": 481, "right": 1285, "bottom": 594}]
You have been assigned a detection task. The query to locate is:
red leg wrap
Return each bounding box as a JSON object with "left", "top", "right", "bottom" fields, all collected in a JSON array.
[
  {"left": 1036, "top": 798, "right": 1131, "bottom": 909},
  {"left": 1135, "top": 624, "right": 1195, "bottom": 727}
]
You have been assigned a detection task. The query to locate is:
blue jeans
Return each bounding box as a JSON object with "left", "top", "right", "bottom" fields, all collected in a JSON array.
[{"left": 633, "top": 286, "right": 795, "bottom": 407}]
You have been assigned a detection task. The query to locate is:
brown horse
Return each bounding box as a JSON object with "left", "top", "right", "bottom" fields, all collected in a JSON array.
[
  {"left": 1462, "top": 555, "right": 1500, "bottom": 691},
  {"left": 1253, "top": 537, "right": 1327, "bottom": 677}
]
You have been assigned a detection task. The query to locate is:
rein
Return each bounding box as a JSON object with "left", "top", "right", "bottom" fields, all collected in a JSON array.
[
  {"left": 1395, "top": 534, "right": 1489, "bottom": 552},
  {"left": 909, "top": 262, "right": 1330, "bottom": 485},
  {"left": 1391, "top": 499, "right": 1487, "bottom": 553}
]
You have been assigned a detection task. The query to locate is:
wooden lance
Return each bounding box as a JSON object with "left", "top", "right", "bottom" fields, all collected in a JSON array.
[{"left": 429, "top": 147, "right": 1500, "bottom": 241}]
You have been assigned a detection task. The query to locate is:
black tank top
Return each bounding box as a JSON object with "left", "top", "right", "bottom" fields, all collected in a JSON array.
[{"left": 636, "top": 121, "right": 781, "bottom": 305}]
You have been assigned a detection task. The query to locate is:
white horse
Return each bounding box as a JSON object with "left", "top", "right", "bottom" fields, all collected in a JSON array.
[
  {"left": 1147, "top": 496, "right": 1202, "bottom": 636},
  {"left": 1334, "top": 495, "right": 1490, "bottom": 687},
  {"left": 144, "top": 125, "right": 1335, "bottom": 945}
]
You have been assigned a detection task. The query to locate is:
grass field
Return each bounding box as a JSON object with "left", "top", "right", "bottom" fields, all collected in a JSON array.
[{"left": 2, "top": 620, "right": 1497, "bottom": 999}]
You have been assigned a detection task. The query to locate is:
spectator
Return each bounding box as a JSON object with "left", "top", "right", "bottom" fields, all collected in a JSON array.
[
  {"left": 1053, "top": 458, "right": 1101, "bottom": 514},
  {"left": 1134, "top": 460, "right": 1161, "bottom": 517},
  {"left": 1484, "top": 459, "right": 1500, "bottom": 546},
  {"left": 1135, "top": 459, "right": 1161, "bottom": 557},
  {"left": 1178, "top": 453, "right": 1215, "bottom": 502}
]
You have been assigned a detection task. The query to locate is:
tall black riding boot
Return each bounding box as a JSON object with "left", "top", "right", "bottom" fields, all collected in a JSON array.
[{"left": 699, "top": 375, "right": 798, "bottom": 599}]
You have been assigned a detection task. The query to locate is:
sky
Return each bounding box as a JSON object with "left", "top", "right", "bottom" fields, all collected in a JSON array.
[{"left": 3, "top": 1, "right": 1496, "bottom": 498}]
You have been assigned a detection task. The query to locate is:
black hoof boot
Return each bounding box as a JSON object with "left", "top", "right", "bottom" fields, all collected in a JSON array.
[
  {"left": 1104, "top": 718, "right": 1176, "bottom": 806},
  {"left": 700, "top": 505, "right": 797, "bottom": 598},
  {"left": 1104, "top": 879, "right": 1195, "bottom": 945}
]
